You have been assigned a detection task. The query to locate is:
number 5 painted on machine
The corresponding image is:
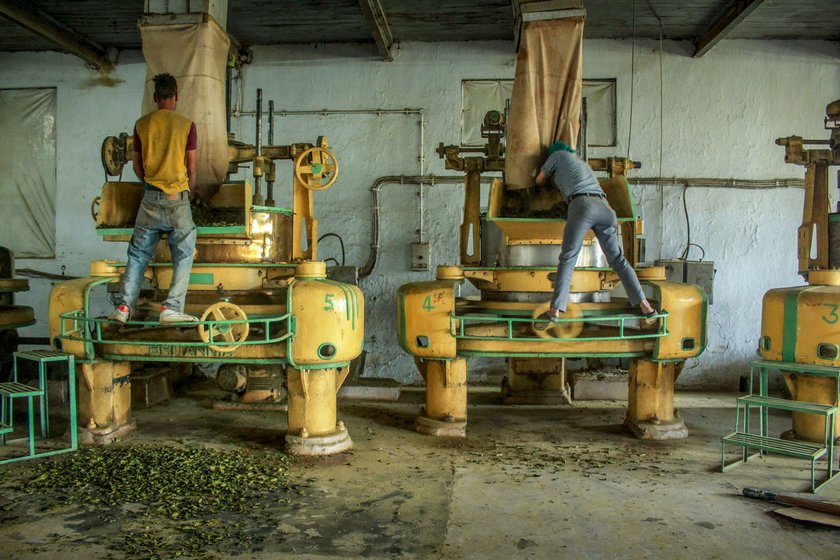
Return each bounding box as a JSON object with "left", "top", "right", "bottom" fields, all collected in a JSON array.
[
  {"left": 324, "top": 293, "right": 335, "bottom": 312},
  {"left": 822, "top": 303, "right": 839, "bottom": 324}
]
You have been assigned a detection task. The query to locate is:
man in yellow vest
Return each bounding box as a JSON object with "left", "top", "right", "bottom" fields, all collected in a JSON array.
[{"left": 109, "top": 73, "right": 198, "bottom": 324}]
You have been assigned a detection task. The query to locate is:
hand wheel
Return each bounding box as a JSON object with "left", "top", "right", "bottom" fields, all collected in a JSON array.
[
  {"left": 294, "top": 147, "right": 339, "bottom": 191},
  {"left": 198, "top": 302, "right": 250, "bottom": 353}
]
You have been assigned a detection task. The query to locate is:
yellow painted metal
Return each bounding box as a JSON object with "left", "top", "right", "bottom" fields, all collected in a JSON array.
[
  {"left": 761, "top": 286, "right": 840, "bottom": 366},
  {"left": 295, "top": 261, "right": 327, "bottom": 278},
  {"left": 397, "top": 281, "right": 458, "bottom": 359},
  {"left": 97, "top": 181, "right": 143, "bottom": 230},
  {"left": 77, "top": 360, "right": 132, "bottom": 432},
  {"left": 461, "top": 165, "right": 482, "bottom": 264},
  {"left": 649, "top": 280, "right": 705, "bottom": 360},
  {"left": 760, "top": 288, "right": 786, "bottom": 362},
  {"left": 96, "top": 339, "right": 286, "bottom": 361},
  {"left": 755, "top": 119, "right": 840, "bottom": 445},
  {"left": 418, "top": 358, "right": 467, "bottom": 423},
  {"left": 599, "top": 176, "right": 634, "bottom": 220},
  {"left": 809, "top": 270, "right": 840, "bottom": 286},
  {"left": 458, "top": 329, "right": 652, "bottom": 354},
  {"left": 49, "top": 277, "right": 113, "bottom": 357},
  {"left": 153, "top": 210, "right": 292, "bottom": 264},
  {"left": 798, "top": 163, "right": 830, "bottom": 273},
  {"left": 463, "top": 268, "right": 617, "bottom": 294},
  {"left": 782, "top": 373, "right": 840, "bottom": 442},
  {"left": 286, "top": 366, "right": 349, "bottom": 437},
  {"left": 288, "top": 274, "right": 363, "bottom": 366},
  {"left": 292, "top": 179, "right": 317, "bottom": 261},
  {"left": 153, "top": 265, "right": 272, "bottom": 292},
  {"left": 626, "top": 358, "right": 680, "bottom": 425},
  {"left": 90, "top": 259, "right": 137, "bottom": 278},
  {"left": 636, "top": 266, "right": 666, "bottom": 281},
  {"left": 98, "top": 182, "right": 256, "bottom": 243},
  {"left": 436, "top": 265, "right": 465, "bottom": 281}
]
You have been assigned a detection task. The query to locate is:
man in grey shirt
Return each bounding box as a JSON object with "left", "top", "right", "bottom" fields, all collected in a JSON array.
[{"left": 533, "top": 141, "right": 655, "bottom": 329}]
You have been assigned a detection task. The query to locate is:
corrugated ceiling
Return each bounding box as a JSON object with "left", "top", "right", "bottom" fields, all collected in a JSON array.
[{"left": 0, "top": 0, "right": 837, "bottom": 56}]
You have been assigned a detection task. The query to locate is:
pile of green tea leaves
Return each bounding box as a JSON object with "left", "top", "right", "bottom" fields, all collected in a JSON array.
[
  {"left": 97, "top": 205, "right": 245, "bottom": 229},
  {"left": 189, "top": 205, "right": 246, "bottom": 228},
  {"left": 24, "top": 445, "right": 301, "bottom": 559}
]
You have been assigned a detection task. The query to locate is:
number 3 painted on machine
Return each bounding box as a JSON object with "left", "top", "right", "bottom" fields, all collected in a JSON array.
[
  {"left": 822, "top": 303, "right": 839, "bottom": 324},
  {"left": 324, "top": 293, "right": 335, "bottom": 312}
]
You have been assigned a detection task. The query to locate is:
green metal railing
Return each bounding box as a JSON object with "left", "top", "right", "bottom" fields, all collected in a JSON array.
[
  {"left": 58, "top": 309, "right": 293, "bottom": 349},
  {"left": 451, "top": 311, "right": 670, "bottom": 342}
]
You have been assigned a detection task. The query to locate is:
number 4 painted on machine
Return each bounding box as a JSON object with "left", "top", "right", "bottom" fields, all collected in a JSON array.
[{"left": 422, "top": 295, "right": 435, "bottom": 312}]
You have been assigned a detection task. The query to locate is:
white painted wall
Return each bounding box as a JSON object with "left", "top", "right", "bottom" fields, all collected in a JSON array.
[{"left": 1, "top": 38, "right": 838, "bottom": 388}]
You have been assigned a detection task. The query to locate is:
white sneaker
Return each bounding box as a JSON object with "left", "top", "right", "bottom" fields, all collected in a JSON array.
[
  {"left": 159, "top": 307, "right": 198, "bottom": 324},
  {"left": 108, "top": 305, "right": 130, "bottom": 324}
]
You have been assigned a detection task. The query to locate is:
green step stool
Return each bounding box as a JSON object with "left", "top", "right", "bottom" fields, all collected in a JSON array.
[
  {"left": 721, "top": 393, "right": 838, "bottom": 492},
  {"left": 0, "top": 350, "right": 78, "bottom": 465}
]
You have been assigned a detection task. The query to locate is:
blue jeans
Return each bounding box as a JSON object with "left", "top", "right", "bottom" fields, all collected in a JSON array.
[
  {"left": 550, "top": 196, "right": 646, "bottom": 312},
  {"left": 117, "top": 190, "right": 196, "bottom": 313}
]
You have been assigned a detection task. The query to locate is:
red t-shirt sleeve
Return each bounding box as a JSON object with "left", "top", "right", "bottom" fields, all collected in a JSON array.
[{"left": 187, "top": 123, "right": 197, "bottom": 150}]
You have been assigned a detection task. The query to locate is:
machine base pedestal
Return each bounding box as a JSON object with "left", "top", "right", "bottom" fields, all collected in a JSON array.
[
  {"left": 285, "top": 426, "right": 352, "bottom": 456},
  {"left": 625, "top": 414, "right": 687, "bottom": 440},
  {"left": 415, "top": 413, "right": 466, "bottom": 437},
  {"left": 78, "top": 420, "right": 137, "bottom": 446}
]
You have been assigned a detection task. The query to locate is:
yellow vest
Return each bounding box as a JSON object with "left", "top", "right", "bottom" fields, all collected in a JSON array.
[{"left": 134, "top": 109, "right": 194, "bottom": 193}]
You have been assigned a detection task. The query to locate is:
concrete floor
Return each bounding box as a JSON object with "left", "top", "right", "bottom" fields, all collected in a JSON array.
[{"left": 1, "top": 382, "right": 839, "bottom": 559}]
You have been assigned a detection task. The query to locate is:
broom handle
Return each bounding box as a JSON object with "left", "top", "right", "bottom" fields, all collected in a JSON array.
[{"left": 743, "top": 488, "right": 840, "bottom": 516}]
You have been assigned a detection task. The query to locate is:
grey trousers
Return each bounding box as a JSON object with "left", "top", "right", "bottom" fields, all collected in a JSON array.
[{"left": 549, "top": 196, "right": 646, "bottom": 312}]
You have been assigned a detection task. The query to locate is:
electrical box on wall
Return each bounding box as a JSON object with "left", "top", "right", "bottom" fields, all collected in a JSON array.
[
  {"left": 656, "top": 259, "right": 715, "bottom": 304},
  {"left": 411, "top": 242, "right": 430, "bottom": 271}
]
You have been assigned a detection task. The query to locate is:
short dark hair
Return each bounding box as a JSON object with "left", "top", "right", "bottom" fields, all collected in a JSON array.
[{"left": 153, "top": 73, "right": 178, "bottom": 100}]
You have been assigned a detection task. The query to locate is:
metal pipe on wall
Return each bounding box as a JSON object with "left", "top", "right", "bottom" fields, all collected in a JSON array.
[
  {"left": 359, "top": 174, "right": 493, "bottom": 279},
  {"left": 628, "top": 177, "right": 804, "bottom": 189}
]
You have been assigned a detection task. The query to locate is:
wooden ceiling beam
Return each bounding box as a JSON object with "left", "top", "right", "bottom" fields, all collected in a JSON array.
[
  {"left": 358, "top": 0, "right": 393, "bottom": 62},
  {"left": 0, "top": 0, "right": 113, "bottom": 71},
  {"left": 694, "top": 0, "right": 768, "bottom": 58}
]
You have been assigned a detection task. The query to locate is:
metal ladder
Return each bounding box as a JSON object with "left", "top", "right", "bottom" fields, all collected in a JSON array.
[{"left": 0, "top": 350, "right": 78, "bottom": 464}]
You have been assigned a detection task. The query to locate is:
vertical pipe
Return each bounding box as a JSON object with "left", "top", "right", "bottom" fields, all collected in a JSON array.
[
  {"left": 418, "top": 112, "right": 426, "bottom": 242},
  {"left": 267, "top": 99, "right": 275, "bottom": 206},
  {"left": 254, "top": 89, "right": 264, "bottom": 205}
]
